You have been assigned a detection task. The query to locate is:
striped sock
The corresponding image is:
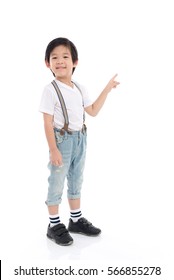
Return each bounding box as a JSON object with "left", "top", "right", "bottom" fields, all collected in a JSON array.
[
  {"left": 70, "top": 209, "right": 82, "bottom": 222},
  {"left": 49, "top": 214, "right": 61, "bottom": 227}
]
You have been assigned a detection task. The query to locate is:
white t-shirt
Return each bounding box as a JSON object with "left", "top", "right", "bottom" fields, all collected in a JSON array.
[{"left": 39, "top": 80, "right": 92, "bottom": 131}]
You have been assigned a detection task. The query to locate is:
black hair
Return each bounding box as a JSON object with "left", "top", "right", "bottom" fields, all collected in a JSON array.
[{"left": 45, "top": 37, "right": 78, "bottom": 74}]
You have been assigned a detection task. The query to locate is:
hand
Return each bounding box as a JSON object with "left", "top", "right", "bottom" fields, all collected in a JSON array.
[
  {"left": 106, "top": 74, "right": 120, "bottom": 92},
  {"left": 50, "top": 148, "right": 63, "bottom": 166}
]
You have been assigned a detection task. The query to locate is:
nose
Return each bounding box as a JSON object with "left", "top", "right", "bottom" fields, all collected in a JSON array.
[{"left": 57, "top": 57, "right": 63, "bottom": 64}]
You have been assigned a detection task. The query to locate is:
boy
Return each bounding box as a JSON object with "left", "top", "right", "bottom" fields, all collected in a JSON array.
[{"left": 39, "top": 37, "right": 120, "bottom": 246}]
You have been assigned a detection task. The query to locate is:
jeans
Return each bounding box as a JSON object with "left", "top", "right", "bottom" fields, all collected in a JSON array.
[{"left": 46, "top": 128, "right": 87, "bottom": 206}]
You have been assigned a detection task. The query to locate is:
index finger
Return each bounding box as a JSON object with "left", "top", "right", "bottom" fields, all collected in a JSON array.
[{"left": 111, "top": 74, "right": 118, "bottom": 80}]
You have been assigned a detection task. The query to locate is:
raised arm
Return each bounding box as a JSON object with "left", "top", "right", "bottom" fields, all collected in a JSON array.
[{"left": 85, "top": 74, "right": 120, "bottom": 117}]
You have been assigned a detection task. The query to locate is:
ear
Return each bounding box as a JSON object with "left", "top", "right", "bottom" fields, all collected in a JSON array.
[
  {"left": 73, "top": 60, "right": 78, "bottom": 67},
  {"left": 45, "top": 60, "right": 50, "bottom": 68}
]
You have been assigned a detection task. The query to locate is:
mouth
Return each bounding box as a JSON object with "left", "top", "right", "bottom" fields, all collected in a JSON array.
[{"left": 56, "top": 66, "right": 66, "bottom": 70}]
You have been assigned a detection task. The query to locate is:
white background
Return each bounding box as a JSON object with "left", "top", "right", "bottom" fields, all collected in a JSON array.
[{"left": 0, "top": 0, "right": 174, "bottom": 279}]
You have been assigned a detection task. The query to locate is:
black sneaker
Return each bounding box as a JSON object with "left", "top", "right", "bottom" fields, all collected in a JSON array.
[
  {"left": 47, "top": 223, "right": 73, "bottom": 246},
  {"left": 68, "top": 217, "right": 101, "bottom": 236}
]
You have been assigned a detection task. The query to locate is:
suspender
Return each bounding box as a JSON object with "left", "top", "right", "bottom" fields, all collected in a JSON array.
[
  {"left": 51, "top": 80, "right": 86, "bottom": 134},
  {"left": 72, "top": 81, "right": 85, "bottom": 125},
  {"left": 51, "top": 80, "right": 69, "bottom": 132}
]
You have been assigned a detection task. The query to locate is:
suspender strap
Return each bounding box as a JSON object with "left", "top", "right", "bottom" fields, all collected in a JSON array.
[
  {"left": 51, "top": 80, "right": 69, "bottom": 131},
  {"left": 73, "top": 82, "right": 85, "bottom": 124}
]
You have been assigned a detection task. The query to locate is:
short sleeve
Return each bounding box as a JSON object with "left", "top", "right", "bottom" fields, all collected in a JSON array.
[{"left": 39, "top": 85, "right": 57, "bottom": 115}]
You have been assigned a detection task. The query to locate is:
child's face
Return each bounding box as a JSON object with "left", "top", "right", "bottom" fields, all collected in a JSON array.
[{"left": 46, "top": 45, "right": 78, "bottom": 79}]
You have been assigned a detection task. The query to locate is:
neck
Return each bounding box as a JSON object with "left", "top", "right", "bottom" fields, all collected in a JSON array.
[{"left": 56, "top": 77, "right": 73, "bottom": 88}]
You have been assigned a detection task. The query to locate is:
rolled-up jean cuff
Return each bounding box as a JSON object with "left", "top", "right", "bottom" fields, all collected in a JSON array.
[
  {"left": 67, "top": 194, "right": 81, "bottom": 200},
  {"left": 45, "top": 200, "right": 62, "bottom": 206}
]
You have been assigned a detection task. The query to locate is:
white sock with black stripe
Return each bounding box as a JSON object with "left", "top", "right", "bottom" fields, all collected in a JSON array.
[
  {"left": 49, "top": 214, "right": 61, "bottom": 227},
  {"left": 70, "top": 209, "right": 82, "bottom": 222}
]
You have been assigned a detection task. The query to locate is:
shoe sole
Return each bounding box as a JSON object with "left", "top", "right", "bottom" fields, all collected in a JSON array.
[
  {"left": 68, "top": 230, "right": 101, "bottom": 237},
  {"left": 47, "top": 234, "right": 73, "bottom": 246}
]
